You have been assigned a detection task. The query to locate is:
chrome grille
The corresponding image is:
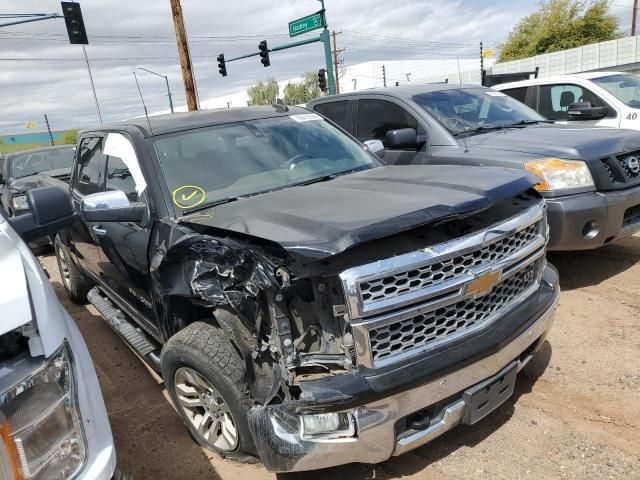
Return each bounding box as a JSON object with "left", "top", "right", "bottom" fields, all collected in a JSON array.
[
  {"left": 359, "top": 223, "right": 538, "bottom": 307},
  {"left": 340, "top": 202, "right": 547, "bottom": 369},
  {"left": 369, "top": 263, "right": 537, "bottom": 363}
]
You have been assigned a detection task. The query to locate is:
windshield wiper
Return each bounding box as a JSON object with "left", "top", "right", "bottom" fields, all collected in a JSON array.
[{"left": 453, "top": 119, "right": 552, "bottom": 136}]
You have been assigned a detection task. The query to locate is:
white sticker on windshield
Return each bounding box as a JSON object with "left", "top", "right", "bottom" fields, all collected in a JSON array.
[
  {"left": 289, "top": 113, "right": 322, "bottom": 122},
  {"left": 486, "top": 91, "right": 507, "bottom": 96},
  {"left": 104, "top": 133, "right": 147, "bottom": 195}
]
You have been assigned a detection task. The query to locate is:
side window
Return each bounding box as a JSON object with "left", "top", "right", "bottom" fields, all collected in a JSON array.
[
  {"left": 503, "top": 87, "right": 528, "bottom": 104},
  {"left": 74, "top": 137, "right": 103, "bottom": 196},
  {"left": 314, "top": 101, "right": 350, "bottom": 131},
  {"left": 538, "top": 84, "right": 607, "bottom": 120},
  {"left": 103, "top": 133, "right": 146, "bottom": 202},
  {"left": 356, "top": 99, "right": 418, "bottom": 147}
]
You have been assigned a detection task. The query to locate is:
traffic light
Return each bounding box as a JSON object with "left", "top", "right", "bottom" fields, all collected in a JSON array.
[
  {"left": 61, "top": 2, "right": 88, "bottom": 45},
  {"left": 318, "top": 68, "right": 327, "bottom": 92},
  {"left": 258, "top": 40, "right": 270, "bottom": 67},
  {"left": 217, "top": 53, "right": 227, "bottom": 77}
]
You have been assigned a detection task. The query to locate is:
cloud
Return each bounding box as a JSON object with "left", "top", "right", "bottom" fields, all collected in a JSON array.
[{"left": 0, "top": 0, "right": 629, "bottom": 135}]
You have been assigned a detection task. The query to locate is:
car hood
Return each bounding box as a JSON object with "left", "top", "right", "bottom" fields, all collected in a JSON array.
[
  {"left": 465, "top": 124, "right": 640, "bottom": 160},
  {"left": 181, "top": 165, "right": 538, "bottom": 260},
  {"left": 9, "top": 167, "right": 71, "bottom": 193}
]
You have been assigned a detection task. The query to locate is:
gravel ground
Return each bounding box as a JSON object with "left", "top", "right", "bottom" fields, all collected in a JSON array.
[{"left": 39, "top": 234, "right": 640, "bottom": 480}]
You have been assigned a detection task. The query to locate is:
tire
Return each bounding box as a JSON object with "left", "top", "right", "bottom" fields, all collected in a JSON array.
[
  {"left": 161, "top": 321, "right": 257, "bottom": 462},
  {"left": 54, "top": 235, "right": 93, "bottom": 304}
]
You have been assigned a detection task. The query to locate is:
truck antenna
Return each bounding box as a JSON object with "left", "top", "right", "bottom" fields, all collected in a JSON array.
[{"left": 133, "top": 71, "right": 156, "bottom": 137}]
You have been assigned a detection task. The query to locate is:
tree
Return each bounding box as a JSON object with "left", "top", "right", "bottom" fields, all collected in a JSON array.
[
  {"left": 499, "top": 0, "right": 621, "bottom": 62},
  {"left": 247, "top": 78, "right": 279, "bottom": 106},
  {"left": 60, "top": 129, "right": 79, "bottom": 145},
  {"left": 283, "top": 71, "right": 323, "bottom": 105}
]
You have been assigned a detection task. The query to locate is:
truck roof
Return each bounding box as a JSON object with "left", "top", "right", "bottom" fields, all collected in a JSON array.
[
  {"left": 308, "top": 83, "right": 484, "bottom": 104},
  {"left": 97, "top": 105, "right": 310, "bottom": 137},
  {"left": 494, "top": 71, "right": 629, "bottom": 90}
]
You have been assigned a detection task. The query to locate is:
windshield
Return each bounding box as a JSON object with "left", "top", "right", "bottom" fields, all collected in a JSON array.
[
  {"left": 10, "top": 147, "right": 76, "bottom": 179},
  {"left": 412, "top": 88, "right": 545, "bottom": 136},
  {"left": 154, "top": 113, "right": 381, "bottom": 211},
  {"left": 592, "top": 73, "right": 640, "bottom": 108}
]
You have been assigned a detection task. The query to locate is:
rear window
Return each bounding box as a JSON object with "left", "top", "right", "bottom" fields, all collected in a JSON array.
[
  {"left": 502, "top": 87, "right": 528, "bottom": 104},
  {"left": 313, "top": 101, "right": 350, "bottom": 131}
]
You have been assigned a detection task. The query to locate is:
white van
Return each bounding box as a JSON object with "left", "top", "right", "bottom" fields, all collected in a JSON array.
[{"left": 495, "top": 71, "right": 640, "bottom": 129}]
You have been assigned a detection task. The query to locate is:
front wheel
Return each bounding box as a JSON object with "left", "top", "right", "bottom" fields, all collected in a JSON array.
[
  {"left": 161, "top": 322, "right": 257, "bottom": 462},
  {"left": 54, "top": 235, "right": 93, "bottom": 304}
]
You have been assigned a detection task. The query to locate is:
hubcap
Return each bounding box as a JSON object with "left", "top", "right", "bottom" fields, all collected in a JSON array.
[
  {"left": 173, "top": 367, "right": 239, "bottom": 452},
  {"left": 57, "top": 246, "right": 72, "bottom": 290}
]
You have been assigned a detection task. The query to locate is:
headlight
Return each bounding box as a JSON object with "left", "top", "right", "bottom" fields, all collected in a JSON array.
[
  {"left": 524, "top": 158, "right": 594, "bottom": 192},
  {"left": 299, "top": 412, "right": 355, "bottom": 441},
  {"left": 11, "top": 196, "right": 29, "bottom": 211},
  {"left": 0, "top": 344, "right": 86, "bottom": 480}
]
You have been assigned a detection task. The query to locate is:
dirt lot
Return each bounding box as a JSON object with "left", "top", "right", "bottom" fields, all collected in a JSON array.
[{"left": 39, "top": 235, "right": 640, "bottom": 480}]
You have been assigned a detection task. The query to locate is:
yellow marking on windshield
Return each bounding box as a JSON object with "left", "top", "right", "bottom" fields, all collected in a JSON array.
[{"left": 172, "top": 185, "right": 206, "bottom": 209}]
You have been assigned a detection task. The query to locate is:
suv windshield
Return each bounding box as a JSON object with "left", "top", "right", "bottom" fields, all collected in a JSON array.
[
  {"left": 412, "top": 87, "right": 545, "bottom": 136},
  {"left": 10, "top": 147, "right": 76, "bottom": 179},
  {"left": 592, "top": 73, "right": 640, "bottom": 108},
  {"left": 154, "top": 113, "right": 380, "bottom": 210}
]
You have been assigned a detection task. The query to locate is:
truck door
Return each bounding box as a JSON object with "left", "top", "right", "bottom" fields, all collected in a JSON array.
[
  {"left": 94, "top": 132, "right": 156, "bottom": 326},
  {"left": 69, "top": 136, "right": 104, "bottom": 276},
  {"left": 355, "top": 98, "right": 428, "bottom": 165}
]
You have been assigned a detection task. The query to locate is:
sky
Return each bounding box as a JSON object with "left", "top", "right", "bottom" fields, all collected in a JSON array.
[{"left": 0, "top": 0, "right": 637, "bottom": 135}]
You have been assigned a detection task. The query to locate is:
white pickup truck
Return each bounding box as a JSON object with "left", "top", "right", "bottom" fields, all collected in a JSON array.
[
  {"left": 495, "top": 71, "right": 640, "bottom": 129},
  {"left": 0, "top": 187, "right": 116, "bottom": 480}
]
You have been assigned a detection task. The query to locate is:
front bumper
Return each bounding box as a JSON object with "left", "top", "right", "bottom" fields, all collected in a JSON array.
[
  {"left": 546, "top": 184, "right": 640, "bottom": 250},
  {"left": 249, "top": 267, "right": 559, "bottom": 472}
]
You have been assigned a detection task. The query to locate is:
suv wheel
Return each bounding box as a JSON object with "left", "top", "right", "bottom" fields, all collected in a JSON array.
[
  {"left": 54, "top": 235, "right": 93, "bottom": 304},
  {"left": 161, "top": 321, "right": 257, "bottom": 462}
]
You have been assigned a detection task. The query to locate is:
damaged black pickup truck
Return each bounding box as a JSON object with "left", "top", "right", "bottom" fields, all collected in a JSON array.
[{"left": 50, "top": 106, "right": 559, "bottom": 472}]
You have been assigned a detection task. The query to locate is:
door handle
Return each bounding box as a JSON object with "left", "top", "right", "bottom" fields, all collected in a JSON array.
[{"left": 92, "top": 225, "right": 107, "bottom": 237}]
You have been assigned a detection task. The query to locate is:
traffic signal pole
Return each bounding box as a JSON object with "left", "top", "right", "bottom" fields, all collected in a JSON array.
[
  {"left": 0, "top": 13, "right": 59, "bottom": 28},
  {"left": 221, "top": 0, "right": 336, "bottom": 95}
]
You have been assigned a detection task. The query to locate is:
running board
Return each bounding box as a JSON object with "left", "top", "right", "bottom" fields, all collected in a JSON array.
[{"left": 87, "top": 287, "right": 161, "bottom": 368}]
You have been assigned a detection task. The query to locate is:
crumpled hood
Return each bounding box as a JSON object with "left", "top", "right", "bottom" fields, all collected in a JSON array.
[
  {"left": 465, "top": 124, "right": 640, "bottom": 160},
  {"left": 181, "top": 165, "right": 538, "bottom": 260}
]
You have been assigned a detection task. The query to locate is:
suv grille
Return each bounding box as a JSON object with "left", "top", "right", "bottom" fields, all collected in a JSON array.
[
  {"left": 369, "top": 263, "right": 537, "bottom": 362},
  {"left": 598, "top": 151, "right": 640, "bottom": 189},
  {"left": 340, "top": 203, "right": 547, "bottom": 369},
  {"left": 360, "top": 223, "right": 538, "bottom": 307}
]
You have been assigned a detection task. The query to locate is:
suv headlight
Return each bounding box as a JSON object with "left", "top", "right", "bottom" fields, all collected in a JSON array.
[
  {"left": 524, "top": 158, "right": 594, "bottom": 192},
  {"left": 0, "top": 344, "right": 86, "bottom": 480},
  {"left": 11, "top": 196, "right": 29, "bottom": 211}
]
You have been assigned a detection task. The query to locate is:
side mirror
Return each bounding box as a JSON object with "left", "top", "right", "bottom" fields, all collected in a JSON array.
[
  {"left": 81, "top": 190, "right": 145, "bottom": 223},
  {"left": 363, "top": 139, "right": 385, "bottom": 158},
  {"left": 384, "top": 128, "right": 419, "bottom": 149},
  {"left": 567, "top": 102, "right": 608, "bottom": 120},
  {"left": 8, "top": 186, "right": 76, "bottom": 243}
]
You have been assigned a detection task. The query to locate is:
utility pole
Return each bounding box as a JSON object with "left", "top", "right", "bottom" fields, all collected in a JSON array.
[
  {"left": 382, "top": 65, "right": 387, "bottom": 87},
  {"left": 44, "top": 114, "right": 54, "bottom": 146},
  {"left": 480, "top": 41, "right": 485, "bottom": 86},
  {"left": 169, "top": 0, "right": 197, "bottom": 111},
  {"left": 633, "top": 0, "right": 639, "bottom": 36},
  {"left": 331, "top": 30, "right": 343, "bottom": 94}
]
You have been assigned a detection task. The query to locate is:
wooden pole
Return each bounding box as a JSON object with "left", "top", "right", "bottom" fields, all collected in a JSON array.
[
  {"left": 633, "top": 0, "right": 639, "bottom": 36},
  {"left": 169, "top": 0, "right": 197, "bottom": 111},
  {"left": 331, "top": 30, "right": 342, "bottom": 94}
]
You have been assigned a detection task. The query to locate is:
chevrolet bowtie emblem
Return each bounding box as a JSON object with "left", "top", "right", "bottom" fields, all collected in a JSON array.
[{"left": 467, "top": 270, "right": 502, "bottom": 297}]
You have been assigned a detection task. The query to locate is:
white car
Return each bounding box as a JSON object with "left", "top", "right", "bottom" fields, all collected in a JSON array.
[
  {"left": 0, "top": 187, "right": 117, "bottom": 480},
  {"left": 495, "top": 71, "right": 640, "bottom": 129}
]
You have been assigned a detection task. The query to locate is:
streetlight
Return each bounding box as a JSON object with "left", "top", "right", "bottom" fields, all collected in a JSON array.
[{"left": 134, "top": 67, "right": 175, "bottom": 113}]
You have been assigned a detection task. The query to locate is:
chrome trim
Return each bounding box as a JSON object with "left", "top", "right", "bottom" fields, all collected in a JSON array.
[
  {"left": 340, "top": 202, "right": 545, "bottom": 319},
  {"left": 267, "top": 290, "right": 559, "bottom": 472},
  {"left": 394, "top": 400, "right": 466, "bottom": 455}
]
